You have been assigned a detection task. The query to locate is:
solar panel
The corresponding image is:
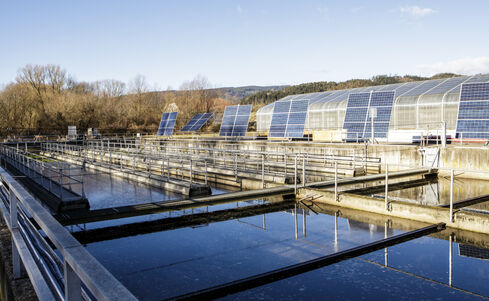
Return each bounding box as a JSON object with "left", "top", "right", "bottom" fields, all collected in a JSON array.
[
  {"left": 343, "top": 93, "right": 370, "bottom": 141},
  {"left": 157, "top": 112, "right": 178, "bottom": 136},
  {"left": 181, "top": 113, "right": 213, "bottom": 132},
  {"left": 364, "top": 91, "right": 395, "bottom": 139},
  {"left": 426, "top": 76, "right": 469, "bottom": 95},
  {"left": 219, "top": 105, "right": 252, "bottom": 137},
  {"left": 456, "top": 82, "right": 489, "bottom": 139},
  {"left": 269, "top": 99, "right": 309, "bottom": 138}
]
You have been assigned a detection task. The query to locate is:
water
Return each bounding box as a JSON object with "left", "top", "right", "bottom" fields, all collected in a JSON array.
[
  {"left": 80, "top": 204, "right": 489, "bottom": 300},
  {"left": 73, "top": 172, "right": 489, "bottom": 300}
]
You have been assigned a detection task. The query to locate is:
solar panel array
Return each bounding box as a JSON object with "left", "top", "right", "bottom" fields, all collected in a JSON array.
[
  {"left": 363, "top": 91, "right": 396, "bottom": 139},
  {"left": 181, "top": 113, "right": 213, "bottom": 132},
  {"left": 219, "top": 105, "right": 252, "bottom": 136},
  {"left": 343, "top": 93, "right": 370, "bottom": 141},
  {"left": 343, "top": 91, "right": 396, "bottom": 140},
  {"left": 157, "top": 112, "right": 178, "bottom": 136},
  {"left": 269, "top": 99, "right": 309, "bottom": 138},
  {"left": 456, "top": 82, "right": 489, "bottom": 139}
]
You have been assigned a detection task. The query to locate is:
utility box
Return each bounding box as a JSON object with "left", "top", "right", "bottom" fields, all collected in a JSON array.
[{"left": 67, "top": 126, "right": 77, "bottom": 141}]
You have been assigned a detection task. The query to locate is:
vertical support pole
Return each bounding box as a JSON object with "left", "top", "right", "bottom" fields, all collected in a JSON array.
[
  {"left": 10, "top": 189, "right": 21, "bottom": 279},
  {"left": 284, "top": 154, "right": 287, "bottom": 178},
  {"left": 261, "top": 154, "right": 265, "bottom": 189},
  {"left": 190, "top": 159, "right": 193, "bottom": 184},
  {"left": 334, "top": 211, "right": 338, "bottom": 252},
  {"left": 302, "top": 154, "right": 306, "bottom": 188},
  {"left": 205, "top": 160, "right": 208, "bottom": 185},
  {"left": 450, "top": 169, "right": 454, "bottom": 223},
  {"left": 167, "top": 157, "right": 170, "bottom": 180},
  {"left": 441, "top": 121, "right": 447, "bottom": 148},
  {"left": 294, "top": 155, "right": 298, "bottom": 194},
  {"left": 385, "top": 163, "right": 389, "bottom": 211},
  {"left": 334, "top": 160, "right": 338, "bottom": 202},
  {"left": 384, "top": 221, "right": 388, "bottom": 267},
  {"left": 64, "top": 261, "right": 82, "bottom": 301},
  {"left": 449, "top": 233, "right": 453, "bottom": 286},
  {"left": 294, "top": 203, "right": 298, "bottom": 240}
]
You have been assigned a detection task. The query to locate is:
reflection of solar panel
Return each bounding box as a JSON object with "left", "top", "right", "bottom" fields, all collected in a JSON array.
[
  {"left": 459, "top": 244, "right": 489, "bottom": 260},
  {"left": 456, "top": 82, "right": 489, "bottom": 139},
  {"left": 269, "top": 99, "right": 309, "bottom": 138},
  {"left": 157, "top": 112, "right": 178, "bottom": 136},
  {"left": 219, "top": 105, "right": 252, "bottom": 136},
  {"left": 181, "top": 113, "right": 213, "bottom": 132}
]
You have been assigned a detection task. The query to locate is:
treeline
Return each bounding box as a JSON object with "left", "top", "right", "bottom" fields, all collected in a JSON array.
[
  {"left": 240, "top": 73, "right": 461, "bottom": 106},
  {"left": 0, "top": 65, "right": 229, "bottom": 136}
]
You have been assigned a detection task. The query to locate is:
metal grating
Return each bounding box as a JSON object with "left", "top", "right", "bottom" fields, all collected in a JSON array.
[
  {"left": 269, "top": 99, "right": 309, "bottom": 138},
  {"left": 456, "top": 82, "right": 489, "bottom": 139},
  {"left": 157, "top": 112, "right": 178, "bottom": 136},
  {"left": 181, "top": 113, "right": 213, "bottom": 132},
  {"left": 219, "top": 105, "right": 252, "bottom": 137}
]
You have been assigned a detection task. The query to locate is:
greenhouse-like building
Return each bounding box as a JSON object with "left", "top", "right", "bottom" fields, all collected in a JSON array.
[{"left": 256, "top": 74, "right": 489, "bottom": 143}]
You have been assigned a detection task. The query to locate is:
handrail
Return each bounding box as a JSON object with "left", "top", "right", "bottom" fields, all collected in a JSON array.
[{"left": 0, "top": 168, "right": 137, "bottom": 300}]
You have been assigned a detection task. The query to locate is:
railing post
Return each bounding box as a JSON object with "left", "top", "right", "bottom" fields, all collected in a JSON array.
[
  {"left": 385, "top": 163, "right": 389, "bottom": 211},
  {"left": 64, "top": 261, "right": 82, "bottom": 301},
  {"left": 294, "top": 155, "right": 298, "bottom": 194},
  {"left": 302, "top": 154, "right": 306, "bottom": 188},
  {"left": 261, "top": 154, "right": 265, "bottom": 189},
  {"left": 450, "top": 169, "right": 454, "bottom": 222},
  {"left": 190, "top": 159, "right": 193, "bottom": 184},
  {"left": 9, "top": 188, "right": 22, "bottom": 279},
  {"left": 205, "top": 160, "right": 208, "bottom": 185},
  {"left": 334, "top": 160, "right": 338, "bottom": 202}
]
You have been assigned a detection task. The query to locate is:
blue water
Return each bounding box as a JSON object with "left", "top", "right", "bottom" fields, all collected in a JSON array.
[
  {"left": 80, "top": 203, "right": 489, "bottom": 300},
  {"left": 76, "top": 172, "right": 489, "bottom": 300}
]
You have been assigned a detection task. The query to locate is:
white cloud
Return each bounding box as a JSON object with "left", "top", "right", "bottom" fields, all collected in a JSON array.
[
  {"left": 417, "top": 57, "right": 489, "bottom": 76},
  {"left": 399, "top": 5, "right": 436, "bottom": 18},
  {"left": 236, "top": 4, "right": 243, "bottom": 14}
]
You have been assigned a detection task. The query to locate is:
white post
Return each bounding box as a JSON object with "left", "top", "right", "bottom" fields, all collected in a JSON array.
[
  {"left": 449, "top": 233, "right": 453, "bottom": 286},
  {"left": 302, "top": 155, "right": 306, "bottom": 188},
  {"left": 450, "top": 169, "right": 454, "bottom": 222},
  {"left": 385, "top": 163, "right": 389, "bottom": 211},
  {"left": 294, "top": 155, "right": 298, "bottom": 194},
  {"left": 334, "top": 160, "right": 338, "bottom": 202},
  {"left": 384, "top": 221, "right": 388, "bottom": 266},
  {"left": 441, "top": 121, "right": 447, "bottom": 148},
  {"left": 261, "top": 154, "right": 265, "bottom": 189}
]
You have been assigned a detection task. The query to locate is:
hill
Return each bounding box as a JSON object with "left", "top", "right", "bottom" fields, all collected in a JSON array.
[{"left": 240, "top": 73, "right": 461, "bottom": 106}]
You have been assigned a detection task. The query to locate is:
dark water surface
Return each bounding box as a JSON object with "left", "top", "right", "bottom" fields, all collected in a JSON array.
[{"left": 76, "top": 172, "right": 489, "bottom": 300}]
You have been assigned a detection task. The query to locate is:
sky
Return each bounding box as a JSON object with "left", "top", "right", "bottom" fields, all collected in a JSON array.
[{"left": 1, "top": 0, "right": 489, "bottom": 89}]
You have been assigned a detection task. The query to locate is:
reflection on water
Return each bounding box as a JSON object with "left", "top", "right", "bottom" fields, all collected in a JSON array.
[
  {"left": 82, "top": 202, "right": 489, "bottom": 300},
  {"left": 376, "top": 176, "right": 489, "bottom": 212}
]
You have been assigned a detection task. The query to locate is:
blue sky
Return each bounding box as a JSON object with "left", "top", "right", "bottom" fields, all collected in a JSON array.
[{"left": 1, "top": 0, "right": 489, "bottom": 89}]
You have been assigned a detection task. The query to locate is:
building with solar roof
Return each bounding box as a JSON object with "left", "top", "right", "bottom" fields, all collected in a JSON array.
[{"left": 256, "top": 74, "right": 489, "bottom": 143}]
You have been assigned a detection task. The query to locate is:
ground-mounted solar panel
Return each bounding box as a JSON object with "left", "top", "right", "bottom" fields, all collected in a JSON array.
[
  {"left": 456, "top": 82, "right": 489, "bottom": 140},
  {"left": 157, "top": 112, "right": 178, "bottom": 136},
  {"left": 269, "top": 99, "right": 309, "bottom": 138},
  {"left": 219, "top": 105, "right": 252, "bottom": 137},
  {"left": 343, "top": 92, "right": 370, "bottom": 141},
  {"left": 181, "top": 113, "right": 213, "bottom": 132},
  {"left": 363, "top": 91, "right": 396, "bottom": 139}
]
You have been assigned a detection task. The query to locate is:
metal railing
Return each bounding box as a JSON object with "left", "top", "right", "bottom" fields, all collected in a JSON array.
[
  {"left": 0, "top": 168, "right": 137, "bottom": 301},
  {"left": 1, "top": 145, "right": 85, "bottom": 201}
]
